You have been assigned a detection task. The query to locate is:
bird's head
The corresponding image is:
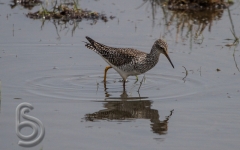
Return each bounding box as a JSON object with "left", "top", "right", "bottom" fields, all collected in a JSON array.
[{"left": 155, "top": 39, "right": 174, "bottom": 68}]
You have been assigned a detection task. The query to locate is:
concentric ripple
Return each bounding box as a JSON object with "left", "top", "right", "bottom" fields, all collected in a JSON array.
[{"left": 26, "top": 72, "right": 205, "bottom": 101}]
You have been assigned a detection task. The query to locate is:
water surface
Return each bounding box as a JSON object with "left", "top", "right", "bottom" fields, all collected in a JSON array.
[{"left": 0, "top": 0, "right": 240, "bottom": 150}]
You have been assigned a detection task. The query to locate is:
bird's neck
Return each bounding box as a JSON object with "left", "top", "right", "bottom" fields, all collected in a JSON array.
[{"left": 147, "top": 45, "right": 161, "bottom": 59}]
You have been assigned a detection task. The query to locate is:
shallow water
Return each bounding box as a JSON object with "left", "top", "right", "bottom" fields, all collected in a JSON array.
[{"left": 0, "top": 0, "right": 240, "bottom": 150}]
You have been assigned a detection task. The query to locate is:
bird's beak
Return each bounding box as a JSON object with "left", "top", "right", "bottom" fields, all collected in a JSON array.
[{"left": 163, "top": 51, "right": 174, "bottom": 68}]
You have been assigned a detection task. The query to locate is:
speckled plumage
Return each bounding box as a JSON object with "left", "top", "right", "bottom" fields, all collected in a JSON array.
[{"left": 84, "top": 36, "right": 174, "bottom": 86}]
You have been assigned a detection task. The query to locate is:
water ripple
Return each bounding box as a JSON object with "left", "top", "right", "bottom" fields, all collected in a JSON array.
[{"left": 26, "top": 72, "right": 204, "bottom": 101}]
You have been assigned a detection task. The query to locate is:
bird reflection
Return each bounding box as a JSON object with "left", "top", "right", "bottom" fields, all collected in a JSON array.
[
  {"left": 85, "top": 90, "right": 174, "bottom": 135},
  {"left": 150, "top": 109, "right": 173, "bottom": 135}
]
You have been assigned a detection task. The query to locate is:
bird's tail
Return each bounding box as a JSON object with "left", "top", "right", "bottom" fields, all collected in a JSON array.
[
  {"left": 85, "top": 36, "right": 96, "bottom": 46},
  {"left": 84, "top": 36, "right": 109, "bottom": 52},
  {"left": 84, "top": 36, "right": 97, "bottom": 50}
]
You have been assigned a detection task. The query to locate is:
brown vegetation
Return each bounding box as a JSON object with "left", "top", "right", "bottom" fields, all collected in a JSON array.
[
  {"left": 26, "top": 1, "right": 115, "bottom": 24},
  {"left": 168, "top": 0, "right": 232, "bottom": 10}
]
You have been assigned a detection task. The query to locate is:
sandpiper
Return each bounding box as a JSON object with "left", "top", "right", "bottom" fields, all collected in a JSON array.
[{"left": 84, "top": 36, "right": 174, "bottom": 89}]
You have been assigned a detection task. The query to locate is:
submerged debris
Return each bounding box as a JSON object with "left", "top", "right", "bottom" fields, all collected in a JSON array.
[
  {"left": 26, "top": 1, "right": 114, "bottom": 24},
  {"left": 182, "top": 66, "right": 188, "bottom": 81}
]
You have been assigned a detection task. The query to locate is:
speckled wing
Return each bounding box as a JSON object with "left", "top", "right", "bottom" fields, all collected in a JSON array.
[{"left": 85, "top": 36, "right": 145, "bottom": 67}]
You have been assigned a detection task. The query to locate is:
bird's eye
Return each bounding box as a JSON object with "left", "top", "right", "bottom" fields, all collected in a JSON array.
[{"left": 156, "top": 44, "right": 163, "bottom": 50}]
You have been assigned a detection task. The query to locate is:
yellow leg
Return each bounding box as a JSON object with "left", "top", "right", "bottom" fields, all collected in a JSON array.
[
  {"left": 104, "top": 66, "right": 112, "bottom": 82},
  {"left": 135, "top": 75, "right": 138, "bottom": 81}
]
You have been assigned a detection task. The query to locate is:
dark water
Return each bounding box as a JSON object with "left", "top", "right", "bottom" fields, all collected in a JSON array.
[{"left": 0, "top": 0, "right": 240, "bottom": 150}]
